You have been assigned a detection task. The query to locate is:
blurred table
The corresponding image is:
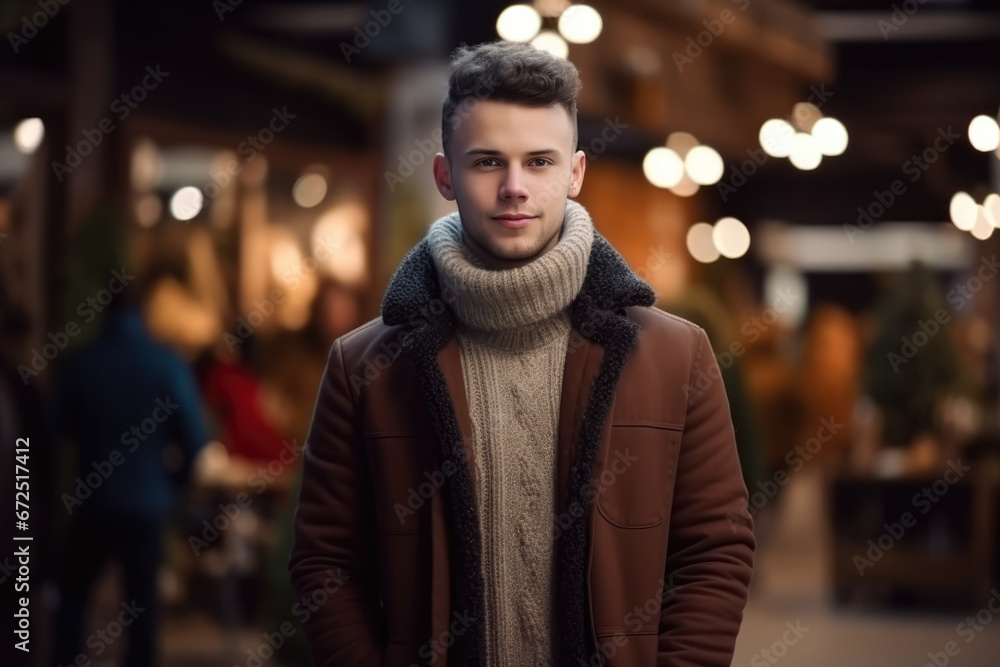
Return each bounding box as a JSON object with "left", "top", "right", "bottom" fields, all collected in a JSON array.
[{"left": 830, "top": 471, "right": 999, "bottom": 607}]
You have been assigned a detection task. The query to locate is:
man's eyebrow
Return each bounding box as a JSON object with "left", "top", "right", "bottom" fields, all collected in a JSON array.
[{"left": 464, "top": 148, "right": 561, "bottom": 157}]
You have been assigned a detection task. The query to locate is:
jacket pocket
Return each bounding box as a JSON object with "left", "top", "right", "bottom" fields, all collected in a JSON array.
[{"left": 595, "top": 422, "right": 682, "bottom": 529}]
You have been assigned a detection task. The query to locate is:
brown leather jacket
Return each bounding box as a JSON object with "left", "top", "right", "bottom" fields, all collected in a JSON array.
[{"left": 289, "top": 231, "right": 756, "bottom": 666}]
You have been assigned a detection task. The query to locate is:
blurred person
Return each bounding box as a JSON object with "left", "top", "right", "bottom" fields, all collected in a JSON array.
[
  {"left": 198, "top": 337, "right": 289, "bottom": 464},
  {"left": 49, "top": 282, "right": 209, "bottom": 667},
  {"left": 310, "top": 277, "right": 362, "bottom": 345},
  {"left": 289, "top": 41, "right": 754, "bottom": 666},
  {"left": 259, "top": 329, "right": 329, "bottom": 444}
]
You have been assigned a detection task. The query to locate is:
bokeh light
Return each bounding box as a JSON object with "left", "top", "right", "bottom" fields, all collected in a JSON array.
[
  {"left": 530, "top": 30, "right": 568, "bottom": 59},
  {"left": 949, "top": 191, "right": 978, "bottom": 231},
  {"left": 983, "top": 193, "right": 1000, "bottom": 228},
  {"left": 686, "top": 222, "right": 720, "bottom": 263},
  {"left": 789, "top": 132, "right": 822, "bottom": 170},
  {"left": 496, "top": 4, "right": 542, "bottom": 42},
  {"left": 968, "top": 115, "right": 1000, "bottom": 152},
  {"left": 558, "top": 4, "right": 602, "bottom": 44},
  {"left": 293, "top": 173, "right": 328, "bottom": 208},
  {"left": 811, "top": 117, "right": 849, "bottom": 156},
  {"left": 684, "top": 145, "right": 724, "bottom": 185},
  {"left": 970, "top": 207, "right": 995, "bottom": 240},
  {"left": 760, "top": 119, "right": 795, "bottom": 158},
  {"left": 642, "top": 147, "right": 684, "bottom": 188},
  {"left": 13, "top": 118, "right": 45, "bottom": 154},
  {"left": 712, "top": 216, "right": 751, "bottom": 259},
  {"left": 169, "top": 186, "right": 204, "bottom": 221}
]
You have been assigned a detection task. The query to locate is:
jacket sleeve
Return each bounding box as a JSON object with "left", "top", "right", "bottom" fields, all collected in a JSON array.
[
  {"left": 658, "top": 326, "right": 756, "bottom": 667},
  {"left": 289, "top": 336, "right": 387, "bottom": 665},
  {"left": 165, "top": 353, "right": 211, "bottom": 487}
]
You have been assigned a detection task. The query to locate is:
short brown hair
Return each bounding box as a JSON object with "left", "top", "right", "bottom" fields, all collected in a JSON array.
[{"left": 441, "top": 40, "right": 582, "bottom": 157}]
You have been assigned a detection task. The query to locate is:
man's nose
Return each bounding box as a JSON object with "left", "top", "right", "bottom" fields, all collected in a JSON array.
[{"left": 499, "top": 165, "right": 529, "bottom": 200}]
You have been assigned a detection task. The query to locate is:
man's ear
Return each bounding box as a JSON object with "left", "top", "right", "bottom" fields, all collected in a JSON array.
[
  {"left": 433, "top": 153, "right": 456, "bottom": 201},
  {"left": 568, "top": 149, "right": 586, "bottom": 198}
]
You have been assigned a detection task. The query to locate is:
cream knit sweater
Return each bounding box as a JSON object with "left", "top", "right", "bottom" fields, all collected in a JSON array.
[{"left": 427, "top": 199, "right": 594, "bottom": 666}]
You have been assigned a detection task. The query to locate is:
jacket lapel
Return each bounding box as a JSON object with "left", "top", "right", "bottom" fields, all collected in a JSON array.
[{"left": 555, "top": 330, "right": 602, "bottom": 512}]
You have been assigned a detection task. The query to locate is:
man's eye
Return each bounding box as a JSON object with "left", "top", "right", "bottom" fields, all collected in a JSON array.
[
  {"left": 477, "top": 158, "right": 500, "bottom": 167},
  {"left": 529, "top": 158, "right": 551, "bottom": 167}
]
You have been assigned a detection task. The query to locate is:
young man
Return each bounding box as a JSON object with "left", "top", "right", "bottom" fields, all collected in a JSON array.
[{"left": 289, "top": 41, "right": 755, "bottom": 667}]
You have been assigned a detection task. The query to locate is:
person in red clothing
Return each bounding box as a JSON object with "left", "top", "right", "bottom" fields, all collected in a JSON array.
[{"left": 200, "top": 339, "right": 288, "bottom": 463}]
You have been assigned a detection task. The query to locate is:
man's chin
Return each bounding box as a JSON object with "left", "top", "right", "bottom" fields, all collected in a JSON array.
[{"left": 478, "top": 238, "right": 545, "bottom": 268}]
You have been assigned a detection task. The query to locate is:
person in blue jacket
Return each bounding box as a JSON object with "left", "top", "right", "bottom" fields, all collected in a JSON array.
[{"left": 49, "top": 282, "right": 209, "bottom": 667}]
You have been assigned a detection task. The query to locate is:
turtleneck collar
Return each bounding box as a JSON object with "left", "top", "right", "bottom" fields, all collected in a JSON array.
[{"left": 426, "top": 199, "right": 595, "bottom": 351}]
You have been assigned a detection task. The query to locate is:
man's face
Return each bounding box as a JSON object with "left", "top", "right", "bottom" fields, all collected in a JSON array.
[{"left": 432, "top": 100, "right": 586, "bottom": 270}]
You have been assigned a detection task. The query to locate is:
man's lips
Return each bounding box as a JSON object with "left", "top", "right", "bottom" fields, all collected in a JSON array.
[{"left": 492, "top": 214, "right": 537, "bottom": 228}]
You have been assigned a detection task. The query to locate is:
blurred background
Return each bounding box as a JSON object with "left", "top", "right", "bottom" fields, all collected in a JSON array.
[{"left": 1, "top": 0, "right": 999, "bottom": 665}]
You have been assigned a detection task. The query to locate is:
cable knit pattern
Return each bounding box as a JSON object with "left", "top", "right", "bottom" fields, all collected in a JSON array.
[{"left": 426, "top": 200, "right": 594, "bottom": 666}]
